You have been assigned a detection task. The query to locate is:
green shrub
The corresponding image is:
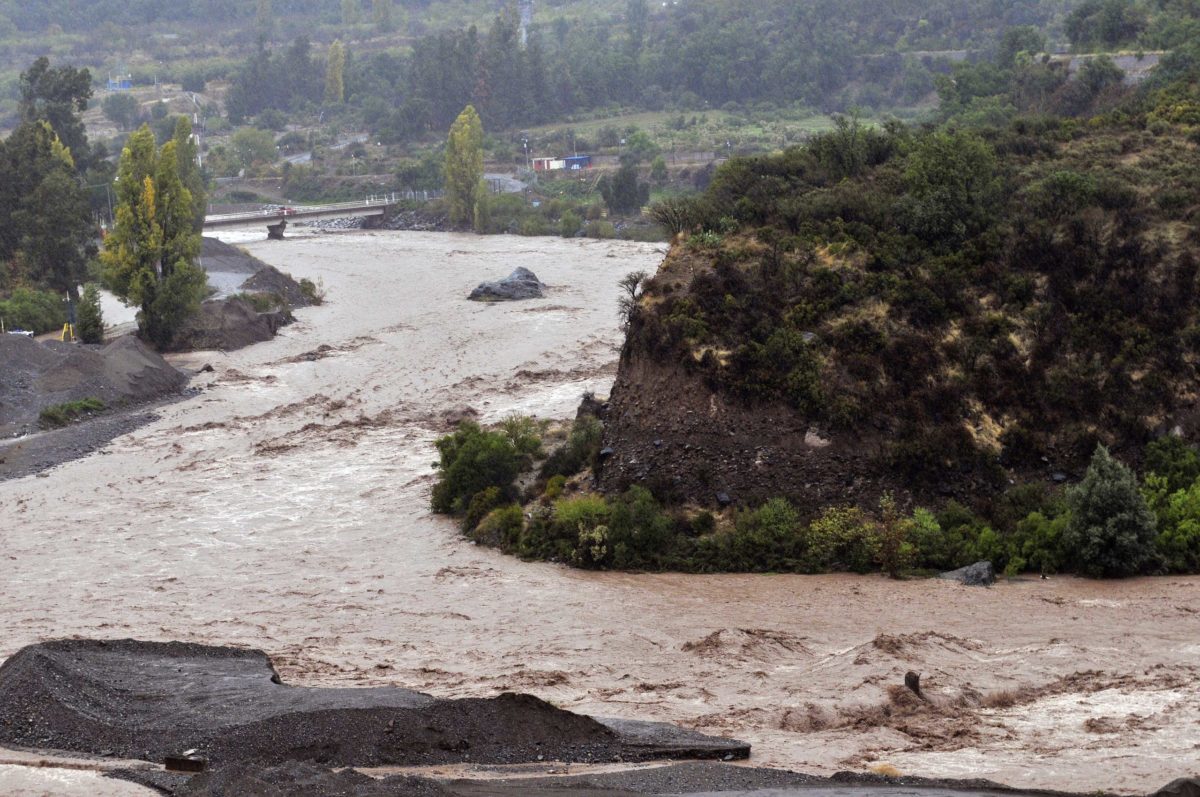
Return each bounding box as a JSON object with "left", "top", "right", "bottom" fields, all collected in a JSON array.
[
  {"left": 1007, "top": 509, "right": 1071, "bottom": 575},
  {"left": 585, "top": 220, "right": 616, "bottom": 239},
  {"left": 499, "top": 414, "right": 543, "bottom": 457},
  {"left": 1143, "top": 436, "right": 1200, "bottom": 494},
  {"left": 806, "top": 505, "right": 879, "bottom": 573},
  {"left": 560, "top": 210, "right": 582, "bottom": 238},
  {"left": 876, "top": 494, "right": 917, "bottom": 578},
  {"left": 604, "top": 486, "right": 674, "bottom": 568},
  {"left": 431, "top": 422, "right": 521, "bottom": 516},
  {"left": 0, "top": 288, "right": 66, "bottom": 334},
  {"left": 472, "top": 504, "right": 524, "bottom": 547},
  {"left": 463, "top": 486, "right": 505, "bottom": 533},
  {"left": 553, "top": 493, "right": 611, "bottom": 533},
  {"left": 76, "top": 283, "right": 104, "bottom": 344},
  {"left": 726, "top": 498, "right": 804, "bottom": 570},
  {"left": 1063, "top": 445, "right": 1158, "bottom": 577},
  {"left": 544, "top": 474, "right": 567, "bottom": 501},
  {"left": 39, "top": 397, "right": 105, "bottom": 428},
  {"left": 1144, "top": 473, "right": 1200, "bottom": 573},
  {"left": 298, "top": 277, "right": 325, "bottom": 305},
  {"left": 540, "top": 416, "right": 603, "bottom": 480}
]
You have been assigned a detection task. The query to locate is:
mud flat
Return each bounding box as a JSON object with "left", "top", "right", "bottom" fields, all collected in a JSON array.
[{"left": 0, "top": 231, "right": 1196, "bottom": 795}]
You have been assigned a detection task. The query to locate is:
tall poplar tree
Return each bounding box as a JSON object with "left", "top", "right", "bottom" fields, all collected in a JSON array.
[
  {"left": 325, "top": 40, "right": 346, "bottom": 104},
  {"left": 171, "top": 117, "right": 207, "bottom": 232},
  {"left": 444, "top": 105, "right": 484, "bottom": 230},
  {"left": 100, "top": 126, "right": 206, "bottom": 348}
]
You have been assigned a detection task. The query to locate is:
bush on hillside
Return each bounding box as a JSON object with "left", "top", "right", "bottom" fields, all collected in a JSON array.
[{"left": 1063, "top": 445, "right": 1158, "bottom": 577}]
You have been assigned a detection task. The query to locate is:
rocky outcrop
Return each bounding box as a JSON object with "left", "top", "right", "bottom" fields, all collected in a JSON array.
[{"left": 468, "top": 267, "right": 545, "bottom": 302}]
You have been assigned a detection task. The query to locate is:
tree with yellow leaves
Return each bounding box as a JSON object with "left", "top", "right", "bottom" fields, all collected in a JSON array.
[{"left": 100, "top": 125, "right": 206, "bottom": 348}]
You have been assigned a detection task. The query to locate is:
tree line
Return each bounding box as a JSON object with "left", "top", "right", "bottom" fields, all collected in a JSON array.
[{"left": 221, "top": 0, "right": 1081, "bottom": 145}]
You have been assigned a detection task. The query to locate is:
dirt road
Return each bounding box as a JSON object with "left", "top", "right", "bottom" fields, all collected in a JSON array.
[{"left": 0, "top": 231, "right": 1195, "bottom": 795}]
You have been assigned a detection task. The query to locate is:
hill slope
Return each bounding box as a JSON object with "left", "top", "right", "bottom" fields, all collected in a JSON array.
[{"left": 601, "top": 113, "right": 1200, "bottom": 510}]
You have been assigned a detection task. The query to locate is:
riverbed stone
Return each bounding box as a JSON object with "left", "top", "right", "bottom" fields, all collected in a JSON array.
[{"left": 468, "top": 267, "right": 545, "bottom": 301}]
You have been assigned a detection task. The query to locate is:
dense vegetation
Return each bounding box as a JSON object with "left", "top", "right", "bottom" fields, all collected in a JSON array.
[
  {"left": 432, "top": 417, "right": 1199, "bottom": 578},
  {"left": 423, "top": 2, "right": 1200, "bottom": 578},
  {"left": 0, "top": 59, "right": 106, "bottom": 333}
]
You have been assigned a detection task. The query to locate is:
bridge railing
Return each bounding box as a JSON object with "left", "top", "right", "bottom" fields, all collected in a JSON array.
[{"left": 204, "top": 195, "right": 402, "bottom": 225}]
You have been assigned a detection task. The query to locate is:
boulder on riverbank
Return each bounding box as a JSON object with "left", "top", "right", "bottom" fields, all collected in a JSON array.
[
  {"left": 468, "top": 268, "right": 545, "bottom": 302},
  {"left": 938, "top": 561, "right": 996, "bottom": 586}
]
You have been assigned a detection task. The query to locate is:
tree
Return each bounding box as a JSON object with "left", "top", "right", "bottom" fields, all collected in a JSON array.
[
  {"left": 1063, "top": 446, "right": 1158, "bottom": 577},
  {"left": 102, "top": 93, "right": 140, "bottom": 131},
  {"left": 100, "top": 126, "right": 207, "bottom": 349},
  {"left": 341, "top": 0, "right": 360, "bottom": 25},
  {"left": 0, "top": 120, "right": 94, "bottom": 298},
  {"left": 230, "top": 127, "right": 278, "bottom": 171},
  {"left": 997, "top": 26, "right": 1046, "bottom": 68},
  {"left": 598, "top": 163, "right": 650, "bottom": 215},
  {"left": 444, "top": 105, "right": 484, "bottom": 229},
  {"left": 76, "top": 283, "right": 104, "bottom": 343},
  {"left": 903, "top": 130, "right": 999, "bottom": 245},
  {"left": 172, "top": 117, "right": 207, "bottom": 232},
  {"left": 19, "top": 57, "right": 94, "bottom": 171},
  {"left": 325, "top": 40, "right": 346, "bottom": 104}
]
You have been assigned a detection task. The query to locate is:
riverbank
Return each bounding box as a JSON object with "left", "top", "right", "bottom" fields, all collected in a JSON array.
[{"left": 0, "top": 231, "right": 1194, "bottom": 795}]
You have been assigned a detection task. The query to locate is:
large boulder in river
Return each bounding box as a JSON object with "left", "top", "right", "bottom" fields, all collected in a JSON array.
[
  {"left": 938, "top": 561, "right": 995, "bottom": 586},
  {"left": 468, "top": 267, "right": 545, "bottom": 302}
]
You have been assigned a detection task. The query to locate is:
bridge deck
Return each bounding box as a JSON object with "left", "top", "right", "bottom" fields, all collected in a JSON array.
[{"left": 203, "top": 198, "right": 396, "bottom": 229}]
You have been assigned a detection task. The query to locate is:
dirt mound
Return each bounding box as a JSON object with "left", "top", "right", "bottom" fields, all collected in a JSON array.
[
  {"left": 201, "top": 237, "right": 266, "bottom": 275},
  {"left": 174, "top": 762, "right": 456, "bottom": 797},
  {"left": 0, "top": 334, "right": 187, "bottom": 435},
  {"left": 0, "top": 639, "right": 748, "bottom": 768},
  {"left": 240, "top": 264, "right": 314, "bottom": 309},
  {"left": 170, "top": 298, "right": 293, "bottom": 353}
]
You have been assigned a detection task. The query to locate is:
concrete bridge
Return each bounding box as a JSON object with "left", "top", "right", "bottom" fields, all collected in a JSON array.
[{"left": 203, "top": 195, "right": 400, "bottom": 238}]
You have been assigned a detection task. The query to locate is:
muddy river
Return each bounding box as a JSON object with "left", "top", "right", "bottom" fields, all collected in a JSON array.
[{"left": 1, "top": 231, "right": 1196, "bottom": 795}]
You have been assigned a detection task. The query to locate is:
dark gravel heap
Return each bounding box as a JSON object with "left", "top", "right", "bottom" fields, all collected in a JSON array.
[
  {"left": 0, "top": 334, "right": 186, "bottom": 436},
  {"left": 0, "top": 639, "right": 746, "bottom": 770}
]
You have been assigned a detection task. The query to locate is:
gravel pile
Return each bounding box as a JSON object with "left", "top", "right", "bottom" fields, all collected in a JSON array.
[
  {"left": 0, "top": 334, "right": 186, "bottom": 436},
  {"left": 0, "top": 640, "right": 748, "bottom": 770}
]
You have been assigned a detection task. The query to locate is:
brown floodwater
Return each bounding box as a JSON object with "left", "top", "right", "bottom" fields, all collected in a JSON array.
[{"left": 1, "top": 231, "right": 1196, "bottom": 796}]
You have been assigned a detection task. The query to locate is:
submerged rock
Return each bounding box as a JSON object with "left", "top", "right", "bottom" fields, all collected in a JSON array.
[
  {"left": 468, "top": 267, "right": 545, "bottom": 302},
  {"left": 938, "top": 561, "right": 995, "bottom": 586}
]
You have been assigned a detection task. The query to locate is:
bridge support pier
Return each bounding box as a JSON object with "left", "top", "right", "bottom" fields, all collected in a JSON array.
[{"left": 267, "top": 220, "right": 287, "bottom": 240}]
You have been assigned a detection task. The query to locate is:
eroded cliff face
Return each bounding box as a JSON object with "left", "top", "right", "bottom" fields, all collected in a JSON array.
[{"left": 599, "top": 350, "right": 884, "bottom": 508}]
